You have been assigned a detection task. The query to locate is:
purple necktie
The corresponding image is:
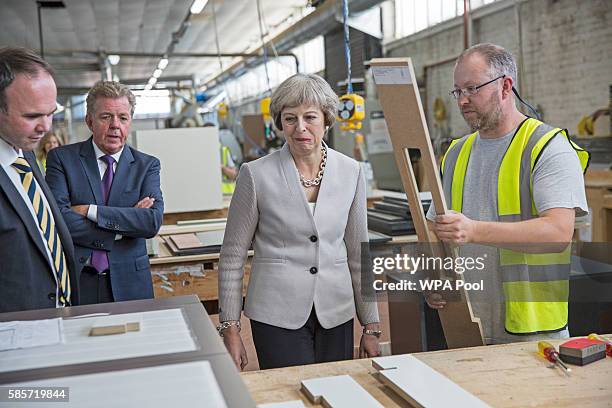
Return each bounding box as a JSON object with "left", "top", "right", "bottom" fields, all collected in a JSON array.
[{"left": 91, "top": 155, "right": 115, "bottom": 273}]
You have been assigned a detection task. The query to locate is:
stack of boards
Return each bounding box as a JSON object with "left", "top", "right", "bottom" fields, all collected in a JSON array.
[
  {"left": 164, "top": 230, "right": 226, "bottom": 256},
  {"left": 368, "top": 192, "right": 432, "bottom": 236}
]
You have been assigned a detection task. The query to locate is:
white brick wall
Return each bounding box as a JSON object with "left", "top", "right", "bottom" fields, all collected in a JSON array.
[{"left": 385, "top": 0, "right": 612, "bottom": 142}]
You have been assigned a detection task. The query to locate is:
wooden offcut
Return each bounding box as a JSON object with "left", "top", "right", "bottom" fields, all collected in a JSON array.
[
  {"left": 372, "top": 355, "right": 490, "bottom": 408},
  {"left": 89, "top": 322, "right": 140, "bottom": 336},
  {"left": 301, "top": 375, "right": 383, "bottom": 408},
  {"left": 370, "top": 57, "right": 484, "bottom": 348},
  {"left": 169, "top": 233, "right": 206, "bottom": 250}
]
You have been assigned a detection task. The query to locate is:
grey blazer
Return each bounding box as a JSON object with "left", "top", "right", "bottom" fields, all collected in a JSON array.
[{"left": 218, "top": 143, "right": 379, "bottom": 330}]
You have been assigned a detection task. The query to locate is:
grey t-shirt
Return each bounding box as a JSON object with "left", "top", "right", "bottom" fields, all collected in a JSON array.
[{"left": 426, "top": 128, "right": 588, "bottom": 343}]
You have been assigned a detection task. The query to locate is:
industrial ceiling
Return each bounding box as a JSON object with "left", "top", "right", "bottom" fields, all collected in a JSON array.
[{"left": 0, "top": 0, "right": 310, "bottom": 94}]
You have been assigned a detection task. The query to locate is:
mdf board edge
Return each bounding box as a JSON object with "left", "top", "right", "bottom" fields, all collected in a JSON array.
[{"left": 370, "top": 58, "right": 484, "bottom": 348}]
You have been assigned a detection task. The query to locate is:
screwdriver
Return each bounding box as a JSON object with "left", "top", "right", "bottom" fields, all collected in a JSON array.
[
  {"left": 588, "top": 333, "right": 612, "bottom": 356},
  {"left": 538, "top": 341, "right": 571, "bottom": 374}
]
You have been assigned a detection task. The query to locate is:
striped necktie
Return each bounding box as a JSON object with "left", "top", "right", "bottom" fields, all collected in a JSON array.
[{"left": 12, "top": 157, "right": 71, "bottom": 306}]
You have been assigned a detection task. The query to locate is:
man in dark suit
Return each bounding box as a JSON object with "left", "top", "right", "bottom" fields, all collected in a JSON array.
[
  {"left": 46, "top": 80, "right": 163, "bottom": 304},
  {"left": 0, "top": 47, "right": 78, "bottom": 312}
]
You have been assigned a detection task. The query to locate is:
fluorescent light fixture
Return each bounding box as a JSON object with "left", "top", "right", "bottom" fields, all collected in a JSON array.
[
  {"left": 158, "top": 58, "right": 169, "bottom": 69},
  {"left": 108, "top": 54, "right": 120, "bottom": 65},
  {"left": 148, "top": 77, "right": 157, "bottom": 85},
  {"left": 144, "top": 84, "right": 152, "bottom": 90},
  {"left": 153, "top": 68, "right": 163, "bottom": 78},
  {"left": 190, "top": 0, "right": 208, "bottom": 14}
]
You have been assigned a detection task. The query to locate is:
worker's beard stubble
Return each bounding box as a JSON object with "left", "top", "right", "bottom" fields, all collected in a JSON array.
[{"left": 462, "top": 92, "right": 503, "bottom": 134}]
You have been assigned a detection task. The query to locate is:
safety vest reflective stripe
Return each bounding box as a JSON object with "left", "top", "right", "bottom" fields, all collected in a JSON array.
[{"left": 440, "top": 133, "right": 476, "bottom": 212}]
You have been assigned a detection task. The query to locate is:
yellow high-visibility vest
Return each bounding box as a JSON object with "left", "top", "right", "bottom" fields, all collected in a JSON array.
[
  {"left": 440, "top": 118, "right": 589, "bottom": 334},
  {"left": 221, "top": 145, "right": 236, "bottom": 195}
]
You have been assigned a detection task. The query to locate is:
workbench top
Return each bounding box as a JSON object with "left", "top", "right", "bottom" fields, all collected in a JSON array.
[{"left": 241, "top": 336, "right": 612, "bottom": 407}]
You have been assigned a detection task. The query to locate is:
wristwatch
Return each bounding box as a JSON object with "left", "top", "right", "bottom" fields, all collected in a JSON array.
[
  {"left": 363, "top": 327, "right": 382, "bottom": 338},
  {"left": 216, "top": 320, "right": 241, "bottom": 337}
]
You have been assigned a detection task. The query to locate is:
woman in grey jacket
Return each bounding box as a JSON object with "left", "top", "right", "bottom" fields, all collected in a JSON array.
[{"left": 218, "top": 73, "right": 381, "bottom": 370}]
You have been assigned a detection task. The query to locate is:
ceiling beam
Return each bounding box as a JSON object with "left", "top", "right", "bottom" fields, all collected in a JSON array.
[{"left": 201, "top": 0, "right": 384, "bottom": 92}]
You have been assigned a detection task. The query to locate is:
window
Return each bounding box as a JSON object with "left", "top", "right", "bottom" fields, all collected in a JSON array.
[
  {"left": 392, "top": 0, "right": 501, "bottom": 39},
  {"left": 133, "top": 90, "right": 171, "bottom": 118},
  {"left": 291, "top": 35, "right": 325, "bottom": 75},
  {"left": 222, "top": 35, "right": 325, "bottom": 104}
]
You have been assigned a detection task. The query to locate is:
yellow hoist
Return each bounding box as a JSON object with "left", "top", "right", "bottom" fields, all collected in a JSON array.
[
  {"left": 337, "top": 93, "right": 365, "bottom": 131},
  {"left": 217, "top": 102, "right": 228, "bottom": 120}
]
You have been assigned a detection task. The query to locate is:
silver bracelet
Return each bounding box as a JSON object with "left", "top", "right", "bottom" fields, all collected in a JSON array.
[
  {"left": 216, "top": 320, "right": 241, "bottom": 337},
  {"left": 363, "top": 328, "right": 382, "bottom": 338}
]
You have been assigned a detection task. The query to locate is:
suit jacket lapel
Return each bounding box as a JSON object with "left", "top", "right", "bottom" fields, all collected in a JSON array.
[
  {"left": 0, "top": 153, "right": 58, "bottom": 278},
  {"left": 26, "top": 151, "right": 74, "bottom": 273},
  {"left": 79, "top": 139, "right": 104, "bottom": 205},
  {"left": 107, "top": 146, "right": 134, "bottom": 205},
  {"left": 279, "top": 143, "right": 318, "bottom": 231}
]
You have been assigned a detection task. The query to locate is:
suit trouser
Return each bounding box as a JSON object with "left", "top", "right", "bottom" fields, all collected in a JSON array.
[
  {"left": 79, "top": 266, "right": 114, "bottom": 305},
  {"left": 250, "top": 307, "right": 353, "bottom": 370}
]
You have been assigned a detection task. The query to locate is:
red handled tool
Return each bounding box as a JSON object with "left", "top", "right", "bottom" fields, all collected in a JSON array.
[{"left": 538, "top": 341, "right": 571, "bottom": 375}]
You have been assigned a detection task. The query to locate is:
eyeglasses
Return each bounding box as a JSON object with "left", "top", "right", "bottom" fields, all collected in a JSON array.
[{"left": 449, "top": 75, "right": 506, "bottom": 99}]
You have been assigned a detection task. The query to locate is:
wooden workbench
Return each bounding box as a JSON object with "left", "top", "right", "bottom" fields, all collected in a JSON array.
[
  {"left": 241, "top": 336, "right": 612, "bottom": 407},
  {"left": 585, "top": 169, "right": 612, "bottom": 242},
  {"left": 150, "top": 219, "right": 254, "bottom": 266},
  {"left": 149, "top": 220, "right": 252, "bottom": 313}
]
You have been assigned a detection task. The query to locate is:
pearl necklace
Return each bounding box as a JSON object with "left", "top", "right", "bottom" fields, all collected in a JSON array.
[{"left": 299, "top": 146, "right": 327, "bottom": 188}]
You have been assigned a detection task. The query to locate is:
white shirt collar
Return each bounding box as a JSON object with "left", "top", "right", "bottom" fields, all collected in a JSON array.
[
  {"left": 0, "top": 137, "right": 23, "bottom": 168},
  {"left": 92, "top": 139, "right": 123, "bottom": 163}
]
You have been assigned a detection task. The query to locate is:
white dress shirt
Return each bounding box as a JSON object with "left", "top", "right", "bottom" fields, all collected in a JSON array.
[{"left": 86, "top": 140, "right": 123, "bottom": 222}]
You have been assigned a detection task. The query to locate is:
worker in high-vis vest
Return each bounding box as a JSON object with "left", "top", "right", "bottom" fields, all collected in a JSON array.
[
  {"left": 425, "top": 43, "right": 589, "bottom": 344},
  {"left": 220, "top": 145, "right": 237, "bottom": 195}
]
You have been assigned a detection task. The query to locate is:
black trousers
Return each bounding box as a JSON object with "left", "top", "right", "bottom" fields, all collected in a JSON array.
[
  {"left": 79, "top": 266, "right": 114, "bottom": 305},
  {"left": 250, "top": 308, "right": 353, "bottom": 370}
]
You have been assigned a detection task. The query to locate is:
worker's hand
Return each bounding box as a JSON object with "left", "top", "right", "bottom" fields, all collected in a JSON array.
[
  {"left": 221, "top": 166, "right": 238, "bottom": 180},
  {"left": 222, "top": 327, "right": 248, "bottom": 371},
  {"left": 359, "top": 323, "right": 381, "bottom": 358},
  {"left": 71, "top": 204, "right": 89, "bottom": 216},
  {"left": 134, "top": 197, "right": 155, "bottom": 209},
  {"left": 424, "top": 291, "right": 446, "bottom": 309},
  {"left": 433, "top": 211, "right": 477, "bottom": 244}
]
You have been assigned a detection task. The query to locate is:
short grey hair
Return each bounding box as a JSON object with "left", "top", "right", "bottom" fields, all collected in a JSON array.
[
  {"left": 270, "top": 73, "right": 338, "bottom": 130},
  {"left": 86, "top": 80, "right": 136, "bottom": 117},
  {"left": 456, "top": 43, "right": 518, "bottom": 86}
]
